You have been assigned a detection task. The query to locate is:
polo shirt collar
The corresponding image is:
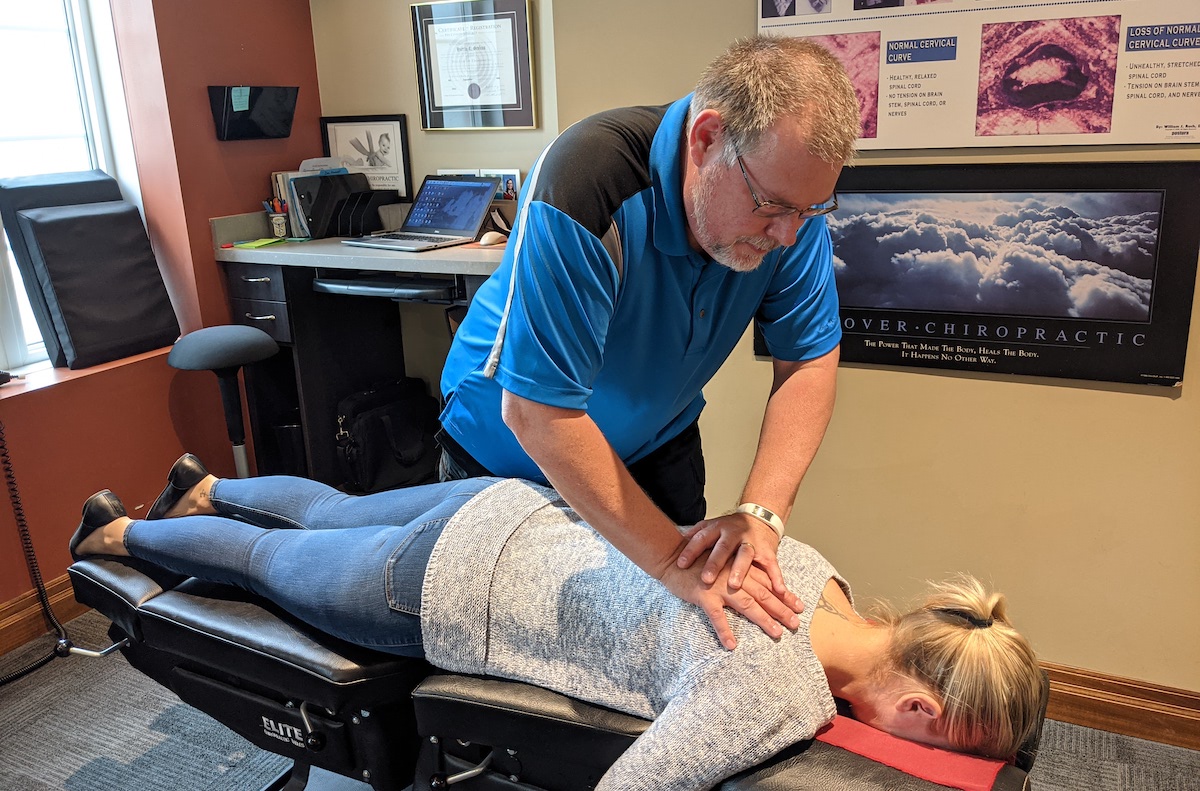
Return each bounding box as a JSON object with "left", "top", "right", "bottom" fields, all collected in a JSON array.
[{"left": 650, "top": 95, "right": 699, "bottom": 258}]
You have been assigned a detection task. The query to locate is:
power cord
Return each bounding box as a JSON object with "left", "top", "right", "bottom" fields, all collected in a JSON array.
[
  {"left": 0, "top": 370, "right": 23, "bottom": 385},
  {"left": 0, "top": 419, "right": 74, "bottom": 687},
  {"left": 485, "top": 208, "right": 512, "bottom": 235}
]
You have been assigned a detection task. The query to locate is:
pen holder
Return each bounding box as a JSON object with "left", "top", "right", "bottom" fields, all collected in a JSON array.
[{"left": 268, "top": 212, "right": 288, "bottom": 238}]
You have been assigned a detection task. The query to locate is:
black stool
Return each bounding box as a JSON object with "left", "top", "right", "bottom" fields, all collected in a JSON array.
[{"left": 168, "top": 325, "right": 279, "bottom": 478}]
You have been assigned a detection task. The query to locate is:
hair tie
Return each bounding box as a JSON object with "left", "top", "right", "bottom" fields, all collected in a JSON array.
[{"left": 934, "top": 608, "right": 994, "bottom": 629}]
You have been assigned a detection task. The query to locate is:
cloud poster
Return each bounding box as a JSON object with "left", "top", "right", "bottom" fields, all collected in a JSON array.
[
  {"left": 753, "top": 162, "right": 1200, "bottom": 386},
  {"left": 832, "top": 191, "right": 1160, "bottom": 322}
]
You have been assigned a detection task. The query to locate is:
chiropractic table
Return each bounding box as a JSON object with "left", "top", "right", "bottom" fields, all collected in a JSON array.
[{"left": 68, "top": 556, "right": 1044, "bottom": 791}]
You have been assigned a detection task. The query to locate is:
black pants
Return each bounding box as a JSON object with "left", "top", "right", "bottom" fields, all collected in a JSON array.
[{"left": 436, "top": 421, "right": 707, "bottom": 525}]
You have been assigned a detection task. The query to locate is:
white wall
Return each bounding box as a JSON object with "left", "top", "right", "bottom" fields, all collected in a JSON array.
[
  {"left": 309, "top": 0, "right": 560, "bottom": 188},
  {"left": 312, "top": 0, "right": 1200, "bottom": 691}
]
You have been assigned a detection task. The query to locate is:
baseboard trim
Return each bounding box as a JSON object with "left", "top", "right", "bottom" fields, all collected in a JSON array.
[
  {"left": 3, "top": 581, "right": 1198, "bottom": 753},
  {"left": 0, "top": 574, "right": 89, "bottom": 656},
  {"left": 1042, "top": 661, "right": 1200, "bottom": 751}
]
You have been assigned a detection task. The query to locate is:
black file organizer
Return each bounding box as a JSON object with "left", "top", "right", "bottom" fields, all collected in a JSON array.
[
  {"left": 208, "top": 86, "right": 299, "bottom": 140},
  {"left": 292, "top": 173, "right": 403, "bottom": 238}
]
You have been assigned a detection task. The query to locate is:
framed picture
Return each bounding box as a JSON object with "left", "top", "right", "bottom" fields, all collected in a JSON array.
[
  {"left": 411, "top": 0, "right": 536, "bottom": 130},
  {"left": 752, "top": 161, "right": 1200, "bottom": 387},
  {"left": 480, "top": 168, "right": 520, "bottom": 200},
  {"left": 319, "top": 114, "right": 413, "bottom": 198}
]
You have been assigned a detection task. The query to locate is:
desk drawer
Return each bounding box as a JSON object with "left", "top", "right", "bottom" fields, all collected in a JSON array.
[
  {"left": 227, "top": 263, "right": 287, "bottom": 301},
  {"left": 233, "top": 298, "right": 291, "bottom": 342}
]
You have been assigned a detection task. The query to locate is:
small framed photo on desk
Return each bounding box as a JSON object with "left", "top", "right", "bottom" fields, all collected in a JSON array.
[
  {"left": 320, "top": 114, "right": 413, "bottom": 198},
  {"left": 480, "top": 168, "right": 520, "bottom": 201}
]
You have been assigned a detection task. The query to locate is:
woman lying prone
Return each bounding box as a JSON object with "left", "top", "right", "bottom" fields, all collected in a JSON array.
[{"left": 70, "top": 454, "right": 1048, "bottom": 791}]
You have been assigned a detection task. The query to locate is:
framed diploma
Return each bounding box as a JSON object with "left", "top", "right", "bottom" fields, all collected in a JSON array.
[{"left": 411, "top": 0, "right": 536, "bottom": 130}]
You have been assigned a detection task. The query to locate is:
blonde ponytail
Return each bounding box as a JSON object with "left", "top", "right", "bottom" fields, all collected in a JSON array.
[{"left": 876, "top": 576, "right": 1047, "bottom": 759}]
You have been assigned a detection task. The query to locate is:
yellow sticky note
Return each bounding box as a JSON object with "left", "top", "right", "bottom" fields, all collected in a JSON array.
[{"left": 233, "top": 238, "right": 284, "bottom": 249}]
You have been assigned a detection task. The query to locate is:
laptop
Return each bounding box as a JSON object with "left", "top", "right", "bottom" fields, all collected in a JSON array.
[{"left": 341, "top": 174, "right": 501, "bottom": 252}]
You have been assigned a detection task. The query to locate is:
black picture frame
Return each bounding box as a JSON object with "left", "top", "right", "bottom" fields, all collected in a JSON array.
[
  {"left": 319, "top": 114, "right": 413, "bottom": 199},
  {"left": 753, "top": 161, "right": 1200, "bottom": 387},
  {"left": 411, "top": 0, "right": 536, "bottom": 130}
]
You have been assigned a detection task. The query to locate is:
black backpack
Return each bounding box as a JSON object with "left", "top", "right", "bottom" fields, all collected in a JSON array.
[{"left": 335, "top": 377, "right": 440, "bottom": 493}]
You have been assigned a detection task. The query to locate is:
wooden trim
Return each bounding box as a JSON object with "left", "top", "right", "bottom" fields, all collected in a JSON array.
[
  {"left": 1043, "top": 661, "right": 1200, "bottom": 751},
  {"left": 0, "top": 574, "right": 89, "bottom": 656}
]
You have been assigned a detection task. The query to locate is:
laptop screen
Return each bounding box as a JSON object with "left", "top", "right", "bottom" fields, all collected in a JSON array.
[{"left": 404, "top": 176, "right": 499, "bottom": 235}]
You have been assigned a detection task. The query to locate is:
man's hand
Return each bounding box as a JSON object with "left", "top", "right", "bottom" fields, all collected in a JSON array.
[
  {"left": 677, "top": 511, "right": 793, "bottom": 596},
  {"left": 499, "top": 393, "right": 805, "bottom": 648},
  {"left": 658, "top": 549, "right": 802, "bottom": 650}
]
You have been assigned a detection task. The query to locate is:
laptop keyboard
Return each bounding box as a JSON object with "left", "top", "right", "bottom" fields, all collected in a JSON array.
[{"left": 378, "top": 232, "right": 457, "bottom": 241}]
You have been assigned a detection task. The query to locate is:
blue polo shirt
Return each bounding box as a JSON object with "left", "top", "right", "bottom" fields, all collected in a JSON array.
[{"left": 439, "top": 96, "right": 840, "bottom": 483}]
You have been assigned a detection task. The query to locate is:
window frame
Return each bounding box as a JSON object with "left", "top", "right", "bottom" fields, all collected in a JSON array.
[{"left": 0, "top": 0, "right": 124, "bottom": 372}]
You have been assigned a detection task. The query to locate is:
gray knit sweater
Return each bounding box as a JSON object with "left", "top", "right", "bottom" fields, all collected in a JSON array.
[{"left": 421, "top": 479, "right": 848, "bottom": 791}]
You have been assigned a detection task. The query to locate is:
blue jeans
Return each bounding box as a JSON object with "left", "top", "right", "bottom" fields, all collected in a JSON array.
[{"left": 123, "top": 476, "right": 501, "bottom": 657}]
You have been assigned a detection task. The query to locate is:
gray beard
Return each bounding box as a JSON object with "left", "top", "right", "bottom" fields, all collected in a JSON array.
[{"left": 690, "top": 174, "right": 778, "bottom": 272}]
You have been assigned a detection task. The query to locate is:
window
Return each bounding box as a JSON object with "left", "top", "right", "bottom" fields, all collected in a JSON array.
[{"left": 0, "top": 0, "right": 124, "bottom": 370}]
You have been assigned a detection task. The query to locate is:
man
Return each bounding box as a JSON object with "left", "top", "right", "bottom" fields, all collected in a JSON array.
[{"left": 438, "top": 36, "right": 860, "bottom": 649}]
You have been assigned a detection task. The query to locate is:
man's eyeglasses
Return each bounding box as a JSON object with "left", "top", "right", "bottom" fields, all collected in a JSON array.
[{"left": 736, "top": 155, "right": 838, "bottom": 220}]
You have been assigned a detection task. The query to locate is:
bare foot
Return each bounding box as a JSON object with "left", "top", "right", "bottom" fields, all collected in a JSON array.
[
  {"left": 75, "top": 517, "right": 134, "bottom": 557},
  {"left": 163, "top": 474, "right": 220, "bottom": 519}
]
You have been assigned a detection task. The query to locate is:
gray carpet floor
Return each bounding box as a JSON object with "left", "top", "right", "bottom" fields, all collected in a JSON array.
[
  {"left": 1029, "top": 719, "right": 1200, "bottom": 790},
  {"left": 0, "top": 611, "right": 288, "bottom": 790},
  {"left": 1, "top": 611, "right": 1198, "bottom": 790}
]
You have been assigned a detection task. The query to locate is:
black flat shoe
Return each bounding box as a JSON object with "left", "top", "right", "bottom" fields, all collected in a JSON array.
[
  {"left": 69, "top": 490, "right": 127, "bottom": 560},
  {"left": 146, "top": 453, "right": 210, "bottom": 520}
]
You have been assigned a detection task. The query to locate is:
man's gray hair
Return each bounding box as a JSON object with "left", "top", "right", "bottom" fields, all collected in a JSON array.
[{"left": 690, "top": 36, "right": 860, "bottom": 166}]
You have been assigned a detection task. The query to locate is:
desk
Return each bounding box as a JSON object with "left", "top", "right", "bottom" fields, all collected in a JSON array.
[
  {"left": 211, "top": 214, "right": 503, "bottom": 483},
  {"left": 216, "top": 236, "right": 500, "bottom": 279}
]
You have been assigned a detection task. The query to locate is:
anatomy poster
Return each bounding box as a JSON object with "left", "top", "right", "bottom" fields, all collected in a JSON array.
[{"left": 760, "top": 0, "right": 1200, "bottom": 148}]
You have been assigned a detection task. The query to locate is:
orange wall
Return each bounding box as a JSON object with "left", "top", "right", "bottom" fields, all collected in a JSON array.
[
  {"left": 0, "top": 355, "right": 231, "bottom": 599},
  {"left": 116, "top": 0, "right": 326, "bottom": 329},
  {"left": 0, "top": 0, "right": 323, "bottom": 604}
]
